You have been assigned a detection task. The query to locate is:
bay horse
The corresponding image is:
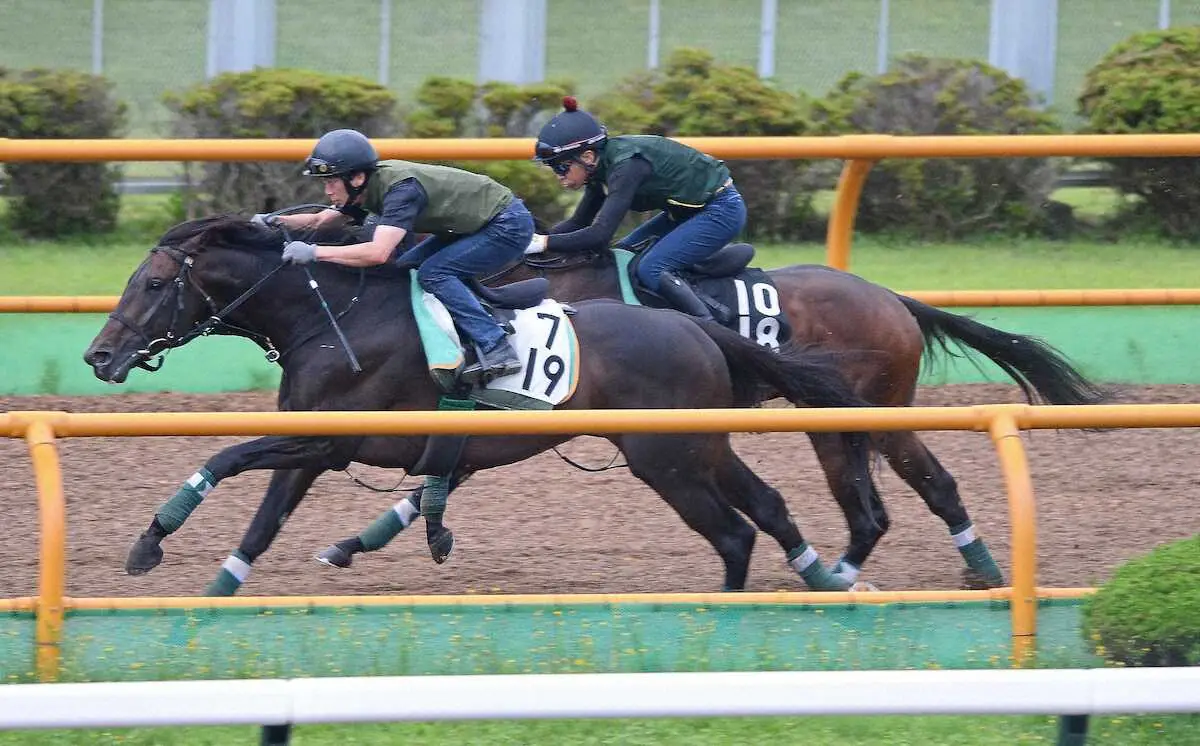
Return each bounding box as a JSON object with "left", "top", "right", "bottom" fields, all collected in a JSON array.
[
  {"left": 83, "top": 216, "right": 877, "bottom": 595},
  {"left": 321, "top": 237, "right": 1107, "bottom": 589}
]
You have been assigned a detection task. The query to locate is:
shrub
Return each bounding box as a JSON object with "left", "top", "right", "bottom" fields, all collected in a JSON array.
[
  {"left": 1082, "top": 534, "right": 1200, "bottom": 667},
  {"left": 589, "top": 48, "right": 816, "bottom": 240},
  {"left": 811, "top": 55, "right": 1063, "bottom": 240},
  {"left": 1078, "top": 27, "right": 1200, "bottom": 239},
  {"left": 0, "top": 68, "right": 126, "bottom": 238},
  {"left": 166, "top": 68, "right": 398, "bottom": 214},
  {"left": 403, "top": 77, "right": 571, "bottom": 224}
]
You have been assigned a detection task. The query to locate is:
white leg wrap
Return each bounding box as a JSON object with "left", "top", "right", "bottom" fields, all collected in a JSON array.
[
  {"left": 222, "top": 553, "right": 252, "bottom": 582},
  {"left": 394, "top": 498, "right": 419, "bottom": 527},
  {"left": 788, "top": 546, "right": 820, "bottom": 573},
  {"left": 834, "top": 561, "right": 860, "bottom": 583},
  {"left": 951, "top": 525, "right": 978, "bottom": 548},
  {"left": 186, "top": 471, "right": 214, "bottom": 497}
]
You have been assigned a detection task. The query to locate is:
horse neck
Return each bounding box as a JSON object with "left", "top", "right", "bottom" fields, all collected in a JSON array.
[{"left": 208, "top": 258, "right": 404, "bottom": 355}]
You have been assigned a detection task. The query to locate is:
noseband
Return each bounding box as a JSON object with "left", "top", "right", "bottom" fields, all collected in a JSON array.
[{"left": 108, "top": 244, "right": 284, "bottom": 373}]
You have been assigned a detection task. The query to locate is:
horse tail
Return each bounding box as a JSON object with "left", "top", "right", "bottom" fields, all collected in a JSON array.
[
  {"left": 894, "top": 294, "right": 1109, "bottom": 405},
  {"left": 695, "top": 319, "right": 872, "bottom": 410}
]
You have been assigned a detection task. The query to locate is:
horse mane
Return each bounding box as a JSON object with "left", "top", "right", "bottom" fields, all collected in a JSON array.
[{"left": 161, "top": 215, "right": 285, "bottom": 257}]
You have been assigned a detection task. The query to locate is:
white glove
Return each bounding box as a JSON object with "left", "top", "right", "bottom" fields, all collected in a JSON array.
[
  {"left": 524, "top": 234, "right": 548, "bottom": 255},
  {"left": 282, "top": 240, "right": 319, "bottom": 264},
  {"left": 250, "top": 213, "right": 277, "bottom": 228}
]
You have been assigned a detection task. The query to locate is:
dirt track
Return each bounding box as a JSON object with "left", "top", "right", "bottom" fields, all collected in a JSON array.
[{"left": 2, "top": 383, "right": 1198, "bottom": 599}]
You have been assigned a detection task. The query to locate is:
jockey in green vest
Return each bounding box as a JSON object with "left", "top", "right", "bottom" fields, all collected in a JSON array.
[
  {"left": 265, "top": 128, "right": 533, "bottom": 383},
  {"left": 529, "top": 97, "right": 747, "bottom": 321}
]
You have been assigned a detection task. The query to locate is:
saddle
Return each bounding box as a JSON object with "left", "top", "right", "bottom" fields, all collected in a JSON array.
[
  {"left": 624, "top": 242, "right": 756, "bottom": 320},
  {"left": 468, "top": 276, "right": 549, "bottom": 311}
]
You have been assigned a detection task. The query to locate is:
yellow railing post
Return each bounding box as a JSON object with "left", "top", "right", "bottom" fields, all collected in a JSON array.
[
  {"left": 24, "top": 417, "right": 66, "bottom": 682},
  {"left": 986, "top": 407, "right": 1039, "bottom": 667},
  {"left": 825, "top": 159, "right": 875, "bottom": 271}
]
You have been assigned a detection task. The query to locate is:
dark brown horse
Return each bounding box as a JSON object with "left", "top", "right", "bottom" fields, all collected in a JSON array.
[
  {"left": 83, "top": 217, "right": 878, "bottom": 595},
  {"left": 321, "top": 239, "right": 1106, "bottom": 589}
]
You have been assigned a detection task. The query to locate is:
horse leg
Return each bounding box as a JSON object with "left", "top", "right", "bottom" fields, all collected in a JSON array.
[
  {"left": 807, "top": 432, "right": 889, "bottom": 588},
  {"left": 206, "top": 467, "right": 322, "bottom": 596},
  {"left": 315, "top": 472, "right": 472, "bottom": 568},
  {"left": 126, "top": 435, "right": 352, "bottom": 576},
  {"left": 877, "top": 431, "right": 1005, "bottom": 588},
  {"left": 714, "top": 452, "right": 850, "bottom": 591},
  {"left": 621, "top": 434, "right": 756, "bottom": 591}
]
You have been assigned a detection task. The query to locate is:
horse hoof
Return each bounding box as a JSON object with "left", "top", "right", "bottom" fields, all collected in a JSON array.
[
  {"left": 315, "top": 544, "right": 352, "bottom": 569},
  {"left": 125, "top": 534, "right": 164, "bottom": 576},
  {"left": 960, "top": 568, "right": 1001, "bottom": 590},
  {"left": 428, "top": 527, "right": 454, "bottom": 565}
]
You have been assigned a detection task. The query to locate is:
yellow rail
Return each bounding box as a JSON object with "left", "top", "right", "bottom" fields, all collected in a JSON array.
[
  {"left": 3, "top": 404, "right": 1197, "bottom": 679},
  {"left": 7, "top": 133, "right": 1200, "bottom": 162},
  {"left": 65, "top": 587, "right": 1093, "bottom": 610},
  {"left": 7, "top": 133, "right": 1200, "bottom": 270},
  {"left": 5, "top": 288, "right": 1200, "bottom": 314}
]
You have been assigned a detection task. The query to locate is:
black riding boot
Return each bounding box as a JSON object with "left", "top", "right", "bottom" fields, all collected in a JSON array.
[
  {"left": 461, "top": 337, "right": 523, "bottom": 383},
  {"left": 658, "top": 271, "right": 714, "bottom": 321}
]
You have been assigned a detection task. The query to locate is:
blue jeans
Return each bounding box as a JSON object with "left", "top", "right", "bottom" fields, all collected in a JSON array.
[
  {"left": 615, "top": 185, "right": 747, "bottom": 292},
  {"left": 395, "top": 198, "right": 534, "bottom": 351}
]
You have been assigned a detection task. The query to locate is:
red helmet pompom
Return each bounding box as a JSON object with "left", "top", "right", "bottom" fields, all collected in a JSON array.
[{"left": 562, "top": 96, "right": 578, "bottom": 112}]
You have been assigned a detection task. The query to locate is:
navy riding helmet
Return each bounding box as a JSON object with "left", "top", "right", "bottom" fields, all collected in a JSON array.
[{"left": 534, "top": 97, "right": 607, "bottom": 165}]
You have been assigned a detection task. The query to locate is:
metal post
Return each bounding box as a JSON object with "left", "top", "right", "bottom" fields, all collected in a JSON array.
[
  {"left": 876, "top": 0, "right": 889, "bottom": 74},
  {"left": 647, "top": 0, "right": 660, "bottom": 69},
  {"left": 1056, "top": 714, "right": 1090, "bottom": 746},
  {"left": 988, "top": 0, "right": 1057, "bottom": 106},
  {"left": 260, "top": 723, "right": 292, "bottom": 745},
  {"left": 378, "top": 0, "right": 391, "bottom": 85},
  {"left": 206, "top": 0, "right": 277, "bottom": 79},
  {"left": 1159, "top": 0, "right": 1171, "bottom": 29},
  {"left": 758, "top": 0, "right": 777, "bottom": 78},
  {"left": 478, "top": 0, "right": 545, "bottom": 83},
  {"left": 91, "top": 0, "right": 104, "bottom": 75}
]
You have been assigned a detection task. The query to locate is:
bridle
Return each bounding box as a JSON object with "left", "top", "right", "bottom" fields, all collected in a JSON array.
[{"left": 108, "top": 244, "right": 286, "bottom": 373}]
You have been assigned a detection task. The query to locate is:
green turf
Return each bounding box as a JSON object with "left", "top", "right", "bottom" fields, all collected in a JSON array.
[{"left": 1, "top": 714, "right": 1198, "bottom": 745}]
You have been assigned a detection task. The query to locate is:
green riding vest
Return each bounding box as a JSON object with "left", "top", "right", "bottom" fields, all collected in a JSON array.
[
  {"left": 594, "top": 135, "right": 731, "bottom": 213},
  {"left": 362, "top": 160, "right": 514, "bottom": 234}
]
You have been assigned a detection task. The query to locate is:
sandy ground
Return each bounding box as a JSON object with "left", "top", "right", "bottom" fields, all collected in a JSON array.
[{"left": 2, "top": 383, "right": 1198, "bottom": 599}]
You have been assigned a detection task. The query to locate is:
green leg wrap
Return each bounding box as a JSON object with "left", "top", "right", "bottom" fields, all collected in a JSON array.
[
  {"left": 205, "top": 550, "right": 250, "bottom": 597},
  {"left": 156, "top": 467, "right": 216, "bottom": 534},
  {"left": 959, "top": 539, "right": 1004, "bottom": 584},
  {"left": 951, "top": 521, "right": 1004, "bottom": 585},
  {"left": 358, "top": 497, "right": 418, "bottom": 552},
  {"left": 420, "top": 475, "right": 451, "bottom": 523},
  {"left": 787, "top": 544, "right": 851, "bottom": 591}
]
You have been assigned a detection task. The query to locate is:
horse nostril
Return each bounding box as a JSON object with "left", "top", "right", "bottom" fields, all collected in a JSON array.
[{"left": 85, "top": 348, "right": 111, "bottom": 367}]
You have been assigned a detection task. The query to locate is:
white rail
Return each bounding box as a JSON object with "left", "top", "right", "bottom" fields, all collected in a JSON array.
[{"left": 1, "top": 669, "right": 1198, "bottom": 731}]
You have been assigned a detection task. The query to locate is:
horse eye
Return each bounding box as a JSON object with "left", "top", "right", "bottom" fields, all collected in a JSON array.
[{"left": 147, "top": 278, "right": 165, "bottom": 290}]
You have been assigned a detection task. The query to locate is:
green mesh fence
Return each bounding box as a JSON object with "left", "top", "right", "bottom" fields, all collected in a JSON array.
[
  {"left": 0, "top": 612, "right": 35, "bottom": 683},
  {"left": 1, "top": 599, "right": 1102, "bottom": 684}
]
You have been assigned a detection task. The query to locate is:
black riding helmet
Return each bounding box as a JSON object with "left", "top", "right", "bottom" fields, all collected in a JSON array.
[
  {"left": 303, "top": 129, "right": 379, "bottom": 177},
  {"left": 303, "top": 129, "right": 379, "bottom": 210},
  {"left": 534, "top": 97, "right": 607, "bottom": 165}
]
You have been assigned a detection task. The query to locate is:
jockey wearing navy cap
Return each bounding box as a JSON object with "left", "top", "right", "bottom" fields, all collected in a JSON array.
[{"left": 530, "top": 97, "right": 746, "bottom": 321}]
